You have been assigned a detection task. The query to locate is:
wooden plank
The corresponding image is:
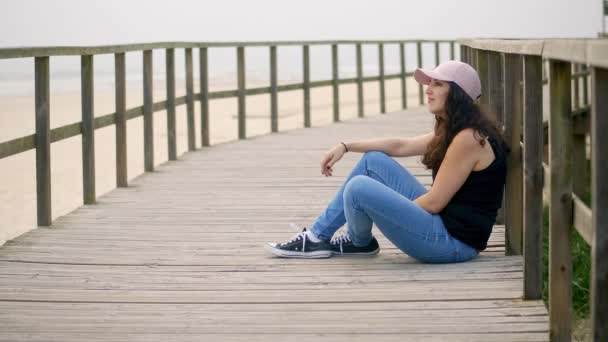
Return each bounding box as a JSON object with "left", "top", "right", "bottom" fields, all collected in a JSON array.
[
  {"left": 270, "top": 46, "right": 278, "bottom": 133},
  {"left": 237, "top": 46, "right": 246, "bottom": 139},
  {"left": 185, "top": 48, "right": 196, "bottom": 151},
  {"left": 332, "top": 44, "right": 340, "bottom": 122},
  {"left": 35, "top": 56, "right": 52, "bottom": 227},
  {"left": 165, "top": 48, "right": 177, "bottom": 160},
  {"left": 378, "top": 43, "right": 386, "bottom": 113},
  {"left": 143, "top": 50, "right": 154, "bottom": 171},
  {"left": 417, "top": 41, "right": 423, "bottom": 105},
  {"left": 503, "top": 53, "right": 522, "bottom": 256},
  {"left": 590, "top": 65, "right": 608, "bottom": 342},
  {"left": 199, "top": 47, "right": 210, "bottom": 147},
  {"left": 400, "top": 42, "right": 407, "bottom": 109},
  {"left": 548, "top": 59, "right": 572, "bottom": 341},
  {"left": 114, "top": 52, "right": 128, "bottom": 187},
  {"left": 522, "top": 55, "right": 544, "bottom": 300},
  {"left": 80, "top": 55, "right": 96, "bottom": 204},
  {"left": 303, "top": 45, "right": 311, "bottom": 128}
]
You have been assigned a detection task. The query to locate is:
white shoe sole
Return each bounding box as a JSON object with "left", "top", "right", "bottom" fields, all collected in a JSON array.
[
  {"left": 264, "top": 243, "right": 333, "bottom": 259},
  {"left": 332, "top": 248, "right": 380, "bottom": 257}
]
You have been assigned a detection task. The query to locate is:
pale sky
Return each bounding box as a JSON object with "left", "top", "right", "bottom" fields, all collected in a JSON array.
[{"left": 0, "top": 0, "right": 604, "bottom": 47}]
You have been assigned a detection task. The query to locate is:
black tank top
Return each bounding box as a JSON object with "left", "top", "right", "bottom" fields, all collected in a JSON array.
[{"left": 431, "top": 136, "right": 507, "bottom": 251}]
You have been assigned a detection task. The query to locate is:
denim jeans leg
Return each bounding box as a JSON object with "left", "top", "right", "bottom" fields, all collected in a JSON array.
[
  {"left": 310, "top": 151, "right": 427, "bottom": 241},
  {"left": 342, "top": 175, "right": 478, "bottom": 263}
]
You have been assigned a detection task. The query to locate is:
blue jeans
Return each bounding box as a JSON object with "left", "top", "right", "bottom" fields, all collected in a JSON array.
[{"left": 310, "top": 151, "right": 479, "bottom": 264}]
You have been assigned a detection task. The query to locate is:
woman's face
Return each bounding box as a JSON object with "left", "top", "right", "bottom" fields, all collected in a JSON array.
[{"left": 425, "top": 79, "right": 450, "bottom": 116}]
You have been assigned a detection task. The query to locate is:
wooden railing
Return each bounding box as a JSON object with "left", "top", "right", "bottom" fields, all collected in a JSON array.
[
  {"left": 459, "top": 39, "right": 607, "bottom": 342},
  {"left": 0, "top": 39, "right": 455, "bottom": 227}
]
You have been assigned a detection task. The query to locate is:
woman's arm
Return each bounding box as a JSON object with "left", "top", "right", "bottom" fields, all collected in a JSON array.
[{"left": 344, "top": 132, "right": 434, "bottom": 157}]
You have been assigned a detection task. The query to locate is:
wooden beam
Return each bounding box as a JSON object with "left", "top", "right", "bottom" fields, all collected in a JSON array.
[
  {"left": 35, "top": 56, "right": 51, "bottom": 226},
  {"left": 199, "top": 47, "right": 209, "bottom": 147},
  {"left": 503, "top": 53, "right": 522, "bottom": 256},
  {"left": 270, "top": 46, "right": 278, "bottom": 133},
  {"left": 378, "top": 43, "right": 386, "bottom": 114},
  {"left": 143, "top": 50, "right": 154, "bottom": 172},
  {"left": 590, "top": 65, "right": 608, "bottom": 342},
  {"left": 81, "top": 55, "right": 96, "bottom": 204},
  {"left": 237, "top": 46, "right": 246, "bottom": 139},
  {"left": 435, "top": 41, "right": 440, "bottom": 66},
  {"left": 114, "top": 53, "right": 128, "bottom": 187},
  {"left": 548, "top": 59, "right": 573, "bottom": 341},
  {"left": 166, "top": 48, "right": 177, "bottom": 160},
  {"left": 303, "top": 45, "right": 311, "bottom": 128},
  {"left": 417, "top": 41, "right": 423, "bottom": 105},
  {"left": 400, "top": 42, "right": 407, "bottom": 109},
  {"left": 477, "top": 50, "right": 489, "bottom": 109},
  {"left": 185, "top": 48, "right": 196, "bottom": 151},
  {"left": 356, "top": 43, "right": 364, "bottom": 117},
  {"left": 332, "top": 44, "right": 340, "bottom": 122},
  {"left": 522, "top": 54, "right": 543, "bottom": 300}
]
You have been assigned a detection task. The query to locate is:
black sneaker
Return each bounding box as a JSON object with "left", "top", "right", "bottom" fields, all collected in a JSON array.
[
  {"left": 265, "top": 228, "right": 333, "bottom": 258},
  {"left": 330, "top": 233, "right": 380, "bottom": 256}
]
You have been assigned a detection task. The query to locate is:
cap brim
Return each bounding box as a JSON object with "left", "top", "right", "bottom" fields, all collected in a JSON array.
[{"left": 414, "top": 68, "right": 453, "bottom": 85}]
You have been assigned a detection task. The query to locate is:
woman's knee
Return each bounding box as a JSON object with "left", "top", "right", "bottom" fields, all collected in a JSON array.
[{"left": 343, "top": 175, "right": 375, "bottom": 203}]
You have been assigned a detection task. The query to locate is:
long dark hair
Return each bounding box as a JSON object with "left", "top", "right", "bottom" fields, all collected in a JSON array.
[{"left": 421, "top": 82, "right": 509, "bottom": 171}]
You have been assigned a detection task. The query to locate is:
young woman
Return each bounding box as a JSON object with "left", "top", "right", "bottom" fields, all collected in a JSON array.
[{"left": 264, "top": 60, "right": 508, "bottom": 264}]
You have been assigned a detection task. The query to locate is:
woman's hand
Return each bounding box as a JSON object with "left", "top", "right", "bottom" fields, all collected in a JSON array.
[{"left": 320, "top": 144, "right": 347, "bottom": 177}]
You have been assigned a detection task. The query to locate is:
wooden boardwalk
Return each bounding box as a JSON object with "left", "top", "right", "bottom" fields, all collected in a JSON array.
[{"left": 0, "top": 108, "right": 548, "bottom": 341}]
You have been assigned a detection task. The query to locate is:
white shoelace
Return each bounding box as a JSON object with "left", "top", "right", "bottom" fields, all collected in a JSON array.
[
  {"left": 279, "top": 223, "right": 307, "bottom": 251},
  {"left": 330, "top": 233, "right": 352, "bottom": 255}
]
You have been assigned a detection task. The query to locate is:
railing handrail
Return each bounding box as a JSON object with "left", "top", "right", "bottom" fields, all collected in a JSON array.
[
  {"left": 459, "top": 38, "right": 608, "bottom": 68},
  {"left": 0, "top": 39, "right": 455, "bottom": 59}
]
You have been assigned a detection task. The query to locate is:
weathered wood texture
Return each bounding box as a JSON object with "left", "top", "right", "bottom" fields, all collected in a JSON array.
[
  {"left": 114, "top": 53, "right": 128, "bottom": 187},
  {"left": 35, "top": 56, "right": 51, "bottom": 227},
  {"left": 548, "top": 60, "right": 573, "bottom": 342},
  {"left": 143, "top": 50, "right": 154, "bottom": 172},
  {"left": 0, "top": 109, "right": 547, "bottom": 341},
  {"left": 81, "top": 55, "right": 96, "bottom": 204}
]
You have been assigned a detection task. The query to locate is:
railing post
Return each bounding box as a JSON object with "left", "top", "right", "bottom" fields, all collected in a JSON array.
[
  {"left": 548, "top": 59, "right": 573, "bottom": 341},
  {"left": 522, "top": 54, "right": 543, "bottom": 300},
  {"left": 378, "top": 43, "right": 386, "bottom": 114},
  {"left": 488, "top": 51, "right": 504, "bottom": 127},
  {"left": 114, "top": 52, "right": 128, "bottom": 187},
  {"left": 237, "top": 46, "right": 246, "bottom": 139},
  {"left": 166, "top": 48, "right": 177, "bottom": 160},
  {"left": 417, "top": 41, "right": 423, "bottom": 105},
  {"left": 303, "top": 45, "right": 311, "bottom": 128},
  {"left": 35, "top": 56, "right": 51, "bottom": 226},
  {"left": 399, "top": 42, "right": 407, "bottom": 109},
  {"left": 332, "top": 44, "right": 340, "bottom": 122},
  {"left": 270, "top": 45, "right": 278, "bottom": 133},
  {"left": 434, "top": 41, "right": 440, "bottom": 66},
  {"left": 185, "top": 48, "right": 196, "bottom": 151},
  {"left": 503, "top": 53, "right": 523, "bottom": 256},
  {"left": 450, "top": 41, "right": 455, "bottom": 60},
  {"left": 81, "top": 54, "right": 96, "bottom": 204},
  {"left": 460, "top": 45, "right": 467, "bottom": 63},
  {"left": 477, "top": 50, "right": 489, "bottom": 109},
  {"left": 143, "top": 50, "right": 154, "bottom": 172},
  {"left": 356, "top": 43, "right": 364, "bottom": 117},
  {"left": 199, "top": 47, "right": 209, "bottom": 147},
  {"left": 590, "top": 65, "right": 608, "bottom": 342}
]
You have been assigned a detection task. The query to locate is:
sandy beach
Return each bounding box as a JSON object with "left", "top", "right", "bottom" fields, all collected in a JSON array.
[{"left": 0, "top": 77, "right": 425, "bottom": 245}]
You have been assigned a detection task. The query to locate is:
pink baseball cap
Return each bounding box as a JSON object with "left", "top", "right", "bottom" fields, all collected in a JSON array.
[{"left": 414, "top": 60, "right": 482, "bottom": 101}]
